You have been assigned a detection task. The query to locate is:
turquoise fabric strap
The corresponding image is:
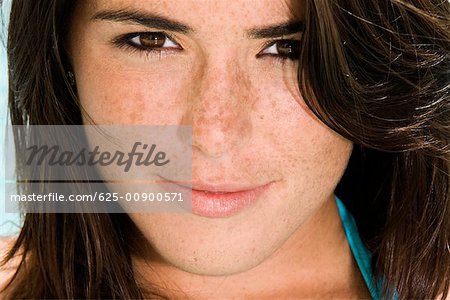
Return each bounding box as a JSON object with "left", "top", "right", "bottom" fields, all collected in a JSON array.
[{"left": 335, "top": 195, "right": 382, "bottom": 299}]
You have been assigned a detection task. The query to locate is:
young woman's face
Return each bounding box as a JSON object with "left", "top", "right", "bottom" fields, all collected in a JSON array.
[{"left": 69, "top": 0, "right": 353, "bottom": 276}]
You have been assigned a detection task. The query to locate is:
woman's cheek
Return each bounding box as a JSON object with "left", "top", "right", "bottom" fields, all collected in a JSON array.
[
  {"left": 73, "top": 36, "right": 193, "bottom": 125},
  {"left": 78, "top": 70, "right": 189, "bottom": 125}
]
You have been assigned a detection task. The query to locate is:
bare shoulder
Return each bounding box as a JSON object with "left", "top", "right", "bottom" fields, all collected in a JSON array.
[
  {"left": 436, "top": 287, "right": 450, "bottom": 300},
  {"left": 0, "top": 237, "right": 19, "bottom": 294},
  {"left": 441, "top": 290, "right": 450, "bottom": 300}
]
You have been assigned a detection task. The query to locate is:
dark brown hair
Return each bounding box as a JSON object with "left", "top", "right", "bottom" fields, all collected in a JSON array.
[{"left": 1, "top": 0, "right": 449, "bottom": 299}]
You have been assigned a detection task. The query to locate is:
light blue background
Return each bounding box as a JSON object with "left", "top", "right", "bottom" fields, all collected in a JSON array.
[{"left": 1, "top": 0, "right": 22, "bottom": 237}]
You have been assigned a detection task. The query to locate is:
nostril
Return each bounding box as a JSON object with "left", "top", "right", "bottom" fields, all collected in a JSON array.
[
  {"left": 192, "top": 131, "right": 228, "bottom": 159},
  {"left": 192, "top": 145, "right": 223, "bottom": 159}
]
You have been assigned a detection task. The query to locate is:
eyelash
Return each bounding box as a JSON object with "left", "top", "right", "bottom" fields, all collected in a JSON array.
[
  {"left": 258, "top": 39, "right": 301, "bottom": 64},
  {"left": 112, "top": 32, "right": 301, "bottom": 62}
]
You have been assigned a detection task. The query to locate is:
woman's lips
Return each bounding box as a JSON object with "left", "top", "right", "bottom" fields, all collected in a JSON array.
[{"left": 157, "top": 176, "right": 273, "bottom": 218}]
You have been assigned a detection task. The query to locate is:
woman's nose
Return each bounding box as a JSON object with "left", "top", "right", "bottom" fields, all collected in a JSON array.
[{"left": 181, "top": 57, "right": 253, "bottom": 158}]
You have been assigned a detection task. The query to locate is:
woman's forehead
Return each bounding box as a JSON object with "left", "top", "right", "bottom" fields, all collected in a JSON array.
[{"left": 77, "top": 0, "right": 305, "bottom": 27}]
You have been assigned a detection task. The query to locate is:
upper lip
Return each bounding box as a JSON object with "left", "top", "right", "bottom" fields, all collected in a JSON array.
[{"left": 157, "top": 175, "right": 271, "bottom": 193}]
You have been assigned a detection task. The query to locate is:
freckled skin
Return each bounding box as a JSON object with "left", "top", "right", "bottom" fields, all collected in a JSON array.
[{"left": 68, "top": 0, "right": 367, "bottom": 298}]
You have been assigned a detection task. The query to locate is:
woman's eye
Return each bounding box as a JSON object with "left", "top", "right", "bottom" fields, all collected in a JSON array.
[
  {"left": 129, "top": 32, "right": 180, "bottom": 49},
  {"left": 259, "top": 40, "right": 301, "bottom": 60},
  {"left": 116, "top": 32, "right": 181, "bottom": 52}
]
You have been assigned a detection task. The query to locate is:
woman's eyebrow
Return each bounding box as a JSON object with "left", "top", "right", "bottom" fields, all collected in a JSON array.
[
  {"left": 91, "top": 9, "right": 193, "bottom": 34},
  {"left": 91, "top": 9, "right": 303, "bottom": 38},
  {"left": 247, "top": 21, "right": 304, "bottom": 39}
]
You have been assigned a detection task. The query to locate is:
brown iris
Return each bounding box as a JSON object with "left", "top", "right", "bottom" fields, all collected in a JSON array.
[{"left": 138, "top": 32, "right": 167, "bottom": 48}]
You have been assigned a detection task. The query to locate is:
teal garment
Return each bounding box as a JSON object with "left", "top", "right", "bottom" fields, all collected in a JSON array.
[{"left": 335, "top": 195, "right": 383, "bottom": 299}]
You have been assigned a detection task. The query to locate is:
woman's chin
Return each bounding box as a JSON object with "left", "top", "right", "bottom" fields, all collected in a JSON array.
[
  {"left": 130, "top": 214, "right": 292, "bottom": 278},
  {"left": 159, "top": 250, "right": 265, "bottom": 277}
]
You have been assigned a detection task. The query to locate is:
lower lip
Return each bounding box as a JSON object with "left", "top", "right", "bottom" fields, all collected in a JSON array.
[{"left": 160, "top": 180, "right": 273, "bottom": 218}]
